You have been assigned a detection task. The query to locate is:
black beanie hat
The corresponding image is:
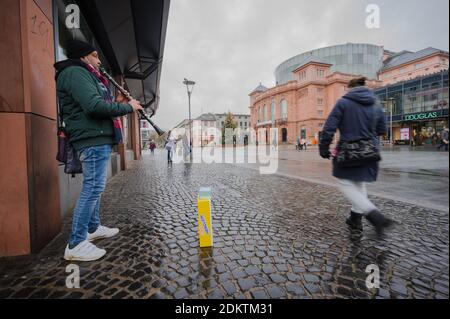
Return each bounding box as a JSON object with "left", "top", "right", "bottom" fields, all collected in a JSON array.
[{"left": 65, "top": 40, "right": 96, "bottom": 59}]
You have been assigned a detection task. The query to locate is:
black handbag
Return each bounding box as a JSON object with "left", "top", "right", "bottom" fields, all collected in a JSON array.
[
  {"left": 56, "top": 109, "right": 83, "bottom": 177},
  {"left": 335, "top": 105, "right": 382, "bottom": 168}
]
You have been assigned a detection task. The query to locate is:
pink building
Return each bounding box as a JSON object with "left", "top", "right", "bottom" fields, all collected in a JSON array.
[
  {"left": 250, "top": 45, "right": 449, "bottom": 145},
  {"left": 379, "top": 48, "right": 449, "bottom": 85},
  {"left": 250, "top": 62, "right": 381, "bottom": 145}
]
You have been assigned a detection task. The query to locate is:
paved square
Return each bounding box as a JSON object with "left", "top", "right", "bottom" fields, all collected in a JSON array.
[{"left": 0, "top": 151, "right": 448, "bottom": 299}]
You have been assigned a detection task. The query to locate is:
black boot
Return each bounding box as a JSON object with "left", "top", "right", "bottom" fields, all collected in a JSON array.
[
  {"left": 346, "top": 211, "right": 363, "bottom": 230},
  {"left": 365, "top": 210, "right": 394, "bottom": 234}
]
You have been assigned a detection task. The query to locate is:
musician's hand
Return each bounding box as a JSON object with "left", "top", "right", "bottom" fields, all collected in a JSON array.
[
  {"left": 128, "top": 99, "right": 143, "bottom": 112},
  {"left": 116, "top": 91, "right": 128, "bottom": 103}
]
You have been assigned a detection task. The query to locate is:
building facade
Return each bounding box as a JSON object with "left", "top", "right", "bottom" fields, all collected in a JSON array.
[
  {"left": 250, "top": 44, "right": 449, "bottom": 145},
  {"left": 0, "top": 0, "right": 170, "bottom": 257},
  {"left": 215, "top": 113, "right": 251, "bottom": 131},
  {"left": 175, "top": 113, "right": 251, "bottom": 147},
  {"left": 275, "top": 43, "right": 385, "bottom": 86},
  {"left": 374, "top": 71, "right": 449, "bottom": 145},
  {"left": 379, "top": 48, "right": 449, "bottom": 85}
]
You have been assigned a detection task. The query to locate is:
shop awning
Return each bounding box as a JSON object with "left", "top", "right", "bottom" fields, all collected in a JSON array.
[{"left": 77, "top": 0, "right": 170, "bottom": 115}]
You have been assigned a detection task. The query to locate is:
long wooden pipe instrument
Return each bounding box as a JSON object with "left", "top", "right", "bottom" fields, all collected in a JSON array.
[{"left": 99, "top": 67, "right": 166, "bottom": 137}]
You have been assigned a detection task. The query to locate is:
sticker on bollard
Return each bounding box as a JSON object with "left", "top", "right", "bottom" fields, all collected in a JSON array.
[{"left": 197, "top": 187, "right": 213, "bottom": 248}]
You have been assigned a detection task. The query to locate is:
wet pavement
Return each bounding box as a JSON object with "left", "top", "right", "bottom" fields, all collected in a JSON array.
[
  {"left": 0, "top": 150, "right": 448, "bottom": 299},
  {"left": 234, "top": 146, "right": 449, "bottom": 212}
]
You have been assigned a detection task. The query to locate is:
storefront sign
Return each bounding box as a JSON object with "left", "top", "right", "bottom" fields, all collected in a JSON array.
[
  {"left": 400, "top": 128, "right": 410, "bottom": 140},
  {"left": 404, "top": 112, "right": 438, "bottom": 122}
]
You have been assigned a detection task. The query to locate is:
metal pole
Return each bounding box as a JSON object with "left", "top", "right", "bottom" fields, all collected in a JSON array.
[
  {"left": 390, "top": 103, "right": 393, "bottom": 146},
  {"left": 188, "top": 91, "right": 192, "bottom": 161}
]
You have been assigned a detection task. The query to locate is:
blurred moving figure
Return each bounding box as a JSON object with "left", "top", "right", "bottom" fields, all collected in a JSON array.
[
  {"left": 437, "top": 127, "right": 449, "bottom": 151},
  {"left": 165, "top": 131, "right": 176, "bottom": 164},
  {"left": 149, "top": 140, "right": 156, "bottom": 155},
  {"left": 319, "top": 77, "right": 394, "bottom": 234}
]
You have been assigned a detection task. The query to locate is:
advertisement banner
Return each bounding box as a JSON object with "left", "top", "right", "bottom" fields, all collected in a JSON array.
[{"left": 400, "top": 128, "right": 410, "bottom": 140}]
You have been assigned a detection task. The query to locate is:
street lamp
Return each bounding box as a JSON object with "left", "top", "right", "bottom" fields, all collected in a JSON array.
[{"left": 183, "top": 78, "right": 195, "bottom": 160}]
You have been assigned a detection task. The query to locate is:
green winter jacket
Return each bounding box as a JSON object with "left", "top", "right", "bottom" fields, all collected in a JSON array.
[{"left": 54, "top": 60, "right": 133, "bottom": 151}]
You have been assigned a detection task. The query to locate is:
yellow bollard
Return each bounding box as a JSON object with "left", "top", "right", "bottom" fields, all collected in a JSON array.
[{"left": 197, "top": 187, "right": 213, "bottom": 248}]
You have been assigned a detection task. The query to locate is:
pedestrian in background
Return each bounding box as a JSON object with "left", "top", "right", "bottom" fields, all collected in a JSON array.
[
  {"left": 319, "top": 77, "right": 394, "bottom": 234},
  {"left": 149, "top": 140, "right": 156, "bottom": 155},
  {"left": 165, "top": 131, "right": 176, "bottom": 163},
  {"left": 437, "top": 127, "right": 449, "bottom": 151}
]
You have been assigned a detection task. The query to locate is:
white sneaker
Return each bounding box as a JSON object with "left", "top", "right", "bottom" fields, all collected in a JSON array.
[
  {"left": 87, "top": 225, "right": 120, "bottom": 242},
  {"left": 64, "top": 241, "right": 106, "bottom": 261}
]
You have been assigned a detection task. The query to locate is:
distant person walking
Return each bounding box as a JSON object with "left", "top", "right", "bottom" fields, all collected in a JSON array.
[
  {"left": 165, "top": 131, "right": 176, "bottom": 163},
  {"left": 437, "top": 127, "right": 449, "bottom": 151},
  {"left": 319, "top": 77, "right": 394, "bottom": 234},
  {"left": 149, "top": 140, "right": 156, "bottom": 155},
  {"left": 272, "top": 134, "right": 278, "bottom": 151},
  {"left": 301, "top": 138, "right": 307, "bottom": 151}
]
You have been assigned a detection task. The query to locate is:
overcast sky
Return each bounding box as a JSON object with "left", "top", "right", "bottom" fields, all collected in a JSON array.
[{"left": 153, "top": 0, "right": 449, "bottom": 130}]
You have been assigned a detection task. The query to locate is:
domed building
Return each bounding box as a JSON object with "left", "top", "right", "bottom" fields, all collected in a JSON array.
[{"left": 250, "top": 43, "right": 449, "bottom": 145}]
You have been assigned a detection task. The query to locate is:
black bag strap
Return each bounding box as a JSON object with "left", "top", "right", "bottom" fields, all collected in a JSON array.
[{"left": 56, "top": 100, "right": 65, "bottom": 130}]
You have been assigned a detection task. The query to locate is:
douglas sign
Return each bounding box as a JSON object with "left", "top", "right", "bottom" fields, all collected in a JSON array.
[{"left": 404, "top": 112, "right": 439, "bottom": 122}]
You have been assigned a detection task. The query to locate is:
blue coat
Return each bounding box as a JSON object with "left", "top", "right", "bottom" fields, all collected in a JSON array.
[{"left": 320, "top": 87, "right": 387, "bottom": 182}]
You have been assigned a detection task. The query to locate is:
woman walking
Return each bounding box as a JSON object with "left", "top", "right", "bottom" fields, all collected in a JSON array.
[
  {"left": 319, "top": 77, "right": 394, "bottom": 234},
  {"left": 149, "top": 140, "right": 156, "bottom": 155},
  {"left": 165, "top": 131, "right": 176, "bottom": 163}
]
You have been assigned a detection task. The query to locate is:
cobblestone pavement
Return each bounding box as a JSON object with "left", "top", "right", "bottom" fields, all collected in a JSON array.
[{"left": 0, "top": 151, "right": 448, "bottom": 299}]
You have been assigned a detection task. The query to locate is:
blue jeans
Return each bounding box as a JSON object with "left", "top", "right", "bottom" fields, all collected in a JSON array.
[{"left": 69, "top": 144, "right": 112, "bottom": 247}]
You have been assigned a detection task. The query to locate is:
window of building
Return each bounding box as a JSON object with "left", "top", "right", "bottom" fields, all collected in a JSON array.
[
  {"left": 318, "top": 110, "right": 324, "bottom": 116},
  {"left": 299, "top": 71, "right": 307, "bottom": 81},
  {"left": 299, "top": 88, "right": 308, "bottom": 98},
  {"left": 317, "top": 98, "right": 324, "bottom": 105},
  {"left": 271, "top": 100, "right": 276, "bottom": 121},
  {"left": 281, "top": 100, "right": 288, "bottom": 119},
  {"left": 264, "top": 104, "right": 268, "bottom": 122},
  {"left": 318, "top": 123, "right": 324, "bottom": 128},
  {"left": 317, "top": 69, "right": 325, "bottom": 77},
  {"left": 353, "top": 54, "right": 364, "bottom": 64}
]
